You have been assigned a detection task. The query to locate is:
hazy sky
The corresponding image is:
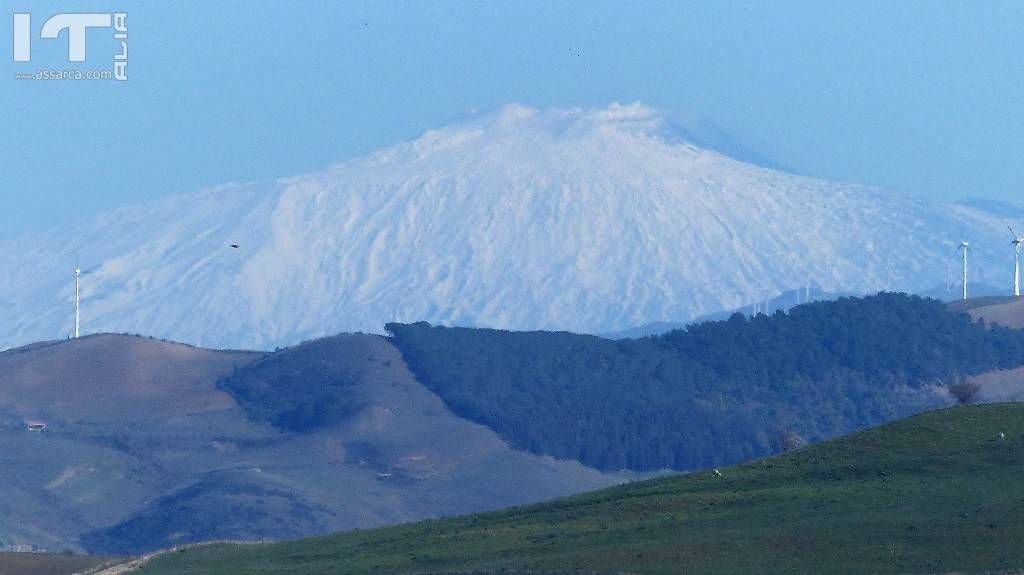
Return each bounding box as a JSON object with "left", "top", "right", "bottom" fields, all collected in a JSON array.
[{"left": 3, "top": 0, "right": 1024, "bottom": 239}]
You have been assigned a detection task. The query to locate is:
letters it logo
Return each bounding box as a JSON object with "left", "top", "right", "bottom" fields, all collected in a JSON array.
[{"left": 13, "top": 12, "right": 128, "bottom": 80}]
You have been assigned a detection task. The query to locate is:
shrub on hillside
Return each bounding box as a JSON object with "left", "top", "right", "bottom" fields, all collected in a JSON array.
[{"left": 949, "top": 380, "right": 982, "bottom": 405}]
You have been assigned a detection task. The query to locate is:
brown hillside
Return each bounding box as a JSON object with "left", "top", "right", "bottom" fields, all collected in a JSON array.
[
  {"left": 969, "top": 366, "right": 1024, "bottom": 403},
  {"left": 0, "top": 334, "right": 261, "bottom": 422},
  {"left": 0, "top": 333, "right": 619, "bottom": 555},
  {"left": 0, "top": 551, "right": 114, "bottom": 575},
  {"left": 964, "top": 296, "right": 1024, "bottom": 329}
]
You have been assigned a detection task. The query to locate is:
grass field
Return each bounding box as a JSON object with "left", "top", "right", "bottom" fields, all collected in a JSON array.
[
  {"left": 128, "top": 403, "right": 1024, "bottom": 575},
  {"left": 0, "top": 552, "right": 116, "bottom": 575}
]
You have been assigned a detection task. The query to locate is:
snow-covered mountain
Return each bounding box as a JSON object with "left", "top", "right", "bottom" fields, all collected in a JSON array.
[{"left": 0, "top": 103, "right": 1017, "bottom": 351}]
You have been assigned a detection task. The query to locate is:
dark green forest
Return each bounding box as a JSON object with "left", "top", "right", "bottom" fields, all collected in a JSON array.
[
  {"left": 387, "top": 293, "right": 1024, "bottom": 471},
  {"left": 218, "top": 336, "right": 362, "bottom": 432}
]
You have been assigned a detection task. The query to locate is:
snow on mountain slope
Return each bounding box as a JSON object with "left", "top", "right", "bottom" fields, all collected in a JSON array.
[{"left": 0, "top": 103, "right": 1015, "bottom": 350}]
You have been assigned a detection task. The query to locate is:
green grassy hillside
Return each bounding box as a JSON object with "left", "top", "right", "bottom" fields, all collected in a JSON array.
[{"left": 133, "top": 403, "right": 1024, "bottom": 575}]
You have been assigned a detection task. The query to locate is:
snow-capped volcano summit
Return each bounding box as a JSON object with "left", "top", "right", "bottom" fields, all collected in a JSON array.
[{"left": 0, "top": 104, "right": 1013, "bottom": 350}]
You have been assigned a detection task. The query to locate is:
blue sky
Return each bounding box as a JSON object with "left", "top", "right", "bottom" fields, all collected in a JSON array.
[{"left": 2, "top": 0, "right": 1024, "bottom": 239}]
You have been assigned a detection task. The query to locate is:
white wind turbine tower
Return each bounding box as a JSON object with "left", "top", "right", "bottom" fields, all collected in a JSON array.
[
  {"left": 74, "top": 265, "right": 81, "bottom": 338},
  {"left": 957, "top": 240, "right": 970, "bottom": 301},
  {"left": 1010, "top": 226, "right": 1024, "bottom": 297}
]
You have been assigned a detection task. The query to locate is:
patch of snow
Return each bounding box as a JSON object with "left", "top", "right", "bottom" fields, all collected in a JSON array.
[{"left": 0, "top": 104, "right": 1016, "bottom": 350}]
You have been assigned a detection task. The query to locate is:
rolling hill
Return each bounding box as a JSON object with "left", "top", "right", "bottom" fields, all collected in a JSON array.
[
  {"left": 949, "top": 297, "right": 1024, "bottom": 404},
  {"left": 0, "top": 334, "right": 618, "bottom": 555},
  {"left": 123, "top": 403, "right": 1024, "bottom": 575},
  {"left": 386, "top": 293, "right": 1024, "bottom": 471},
  {"left": 0, "top": 104, "right": 1018, "bottom": 352},
  {"left": 3, "top": 294, "right": 1024, "bottom": 557},
  {"left": 960, "top": 295, "right": 1024, "bottom": 329}
]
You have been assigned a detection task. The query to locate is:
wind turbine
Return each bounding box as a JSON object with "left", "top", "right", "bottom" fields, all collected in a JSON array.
[
  {"left": 72, "top": 263, "right": 96, "bottom": 338},
  {"left": 1010, "top": 226, "right": 1024, "bottom": 297},
  {"left": 74, "top": 263, "right": 80, "bottom": 335},
  {"left": 957, "top": 240, "right": 970, "bottom": 301},
  {"left": 74, "top": 265, "right": 81, "bottom": 338}
]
